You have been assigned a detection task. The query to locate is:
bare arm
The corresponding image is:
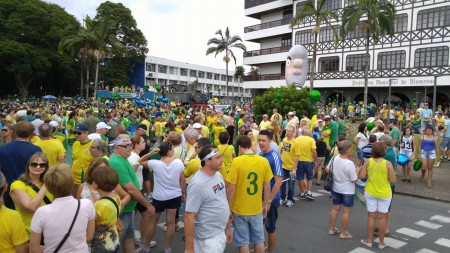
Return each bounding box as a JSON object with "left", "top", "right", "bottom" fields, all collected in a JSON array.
[
  {"left": 29, "top": 232, "right": 42, "bottom": 253},
  {"left": 122, "top": 182, "right": 155, "bottom": 215},
  {"left": 268, "top": 176, "right": 282, "bottom": 202},
  {"left": 226, "top": 183, "right": 236, "bottom": 210},
  {"left": 180, "top": 173, "right": 187, "bottom": 201},
  {"left": 58, "top": 155, "right": 65, "bottom": 164},
  {"left": 86, "top": 218, "right": 95, "bottom": 242},
  {"left": 114, "top": 184, "right": 131, "bottom": 210},
  {"left": 10, "top": 186, "right": 48, "bottom": 213},
  {"left": 359, "top": 159, "right": 369, "bottom": 179},
  {"left": 184, "top": 212, "right": 196, "bottom": 253},
  {"left": 16, "top": 243, "right": 29, "bottom": 253},
  {"left": 262, "top": 181, "right": 270, "bottom": 218},
  {"left": 386, "top": 161, "right": 397, "bottom": 183}
]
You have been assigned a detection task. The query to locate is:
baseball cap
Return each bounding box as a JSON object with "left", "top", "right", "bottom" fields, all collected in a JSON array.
[
  {"left": 324, "top": 116, "right": 331, "bottom": 121},
  {"left": 186, "top": 115, "right": 191, "bottom": 119},
  {"left": 49, "top": 121, "right": 59, "bottom": 127},
  {"left": 74, "top": 123, "right": 89, "bottom": 133},
  {"left": 192, "top": 123, "right": 202, "bottom": 129},
  {"left": 288, "top": 111, "right": 294, "bottom": 116},
  {"left": 318, "top": 119, "right": 324, "bottom": 122},
  {"left": 96, "top": 122, "right": 111, "bottom": 130},
  {"left": 138, "top": 124, "right": 147, "bottom": 131}
]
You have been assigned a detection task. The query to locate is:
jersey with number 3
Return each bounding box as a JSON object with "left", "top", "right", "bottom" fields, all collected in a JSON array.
[
  {"left": 401, "top": 135, "right": 414, "bottom": 152},
  {"left": 227, "top": 154, "right": 273, "bottom": 216}
]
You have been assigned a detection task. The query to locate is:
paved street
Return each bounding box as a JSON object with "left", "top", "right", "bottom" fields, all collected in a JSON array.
[{"left": 133, "top": 184, "right": 450, "bottom": 253}]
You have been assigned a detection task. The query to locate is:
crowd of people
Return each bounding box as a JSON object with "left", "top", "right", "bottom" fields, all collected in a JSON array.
[{"left": 0, "top": 97, "right": 448, "bottom": 253}]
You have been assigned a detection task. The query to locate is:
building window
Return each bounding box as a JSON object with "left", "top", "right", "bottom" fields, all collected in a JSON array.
[
  {"left": 414, "top": 46, "right": 449, "bottom": 67},
  {"left": 417, "top": 6, "right": 450, "bottom": 29},
  {"left": 308, "top": 58, "right": 313, "bottom": 73},
  {"left": 146, "top": 63, "right": 156, "bottom": 72},
  {"left": 190, "top": 70, "right": 197, "bottom": 77},
  {"left": 377, "top": 50, "right": 406, "bottom": 70},
  {"left": 323, "top": 0, "right": 341, "bottom": 11},
  {"left": 281, "top": 36, "right": 292, "bottom": 49},
  {"left": 296, "top": 1, "right": 307, "bottom": 13},
  {"left": 346, "top": 54, "right": 368, "bottom": 71},
  {"left": 347, "top": 22, "right": 365, "bottom": 39},
  {"left": 158, "top": 65, "right": 167, "bottom": 73},
  {"left": 180, "top": 68, "right": 188, "bottom": 76},
  {"left": 295, "top": 29, "right": 314, "bottom": 45},
  {"left": 221, "top": 75, "right": 226, "bottom": 81},
  {"left": 319, "top": 56, "right": 340, "bottom": 72},
  {"left": 207, "top": 72, "right": 213, "bottom": 79},
  {"left": 228, "top": 76, "right": 233, "bottom": 82},
  {"left": 214, "top": 74, "right": 220, "bottom": 80},
  {"left": 320, "top": 26, "right": 340, "bottom": 42},
  {"left": 283, "top": 9, "right": 293, "bottom": 23},
  {"left": 198, "top": 71, "right": 205, "bottom": 78},
  {"left": 394, "top": 14, "right": 408, "bottom": 33},
  {"left": 169, "top": 66, "right": 177, "bottom": 75}
]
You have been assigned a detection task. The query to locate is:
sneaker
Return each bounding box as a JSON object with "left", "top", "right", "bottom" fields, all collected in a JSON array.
[
  {"left": 306, "top": 192, "right": 314, "bottom": 201},
  {"left": 149, "top": 241, "right": 156, "bottom": 248},
  {"left": 286, "top": 200, "right": 294, "bottom": 207},
  {"left": 299, "top": 193, "right": 306, "bottom": 200},
  {"left": 163, "top": 248, "right": 173, "bottom": 253},
  {"left": 136, "top": 246, "right": 150, "bottom": 253},
  {"left": 279, "top": 199, "right": 285, "bottom": 206}
]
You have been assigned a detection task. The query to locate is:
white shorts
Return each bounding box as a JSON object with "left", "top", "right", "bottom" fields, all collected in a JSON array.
[
  {"left": 364, "top": 192, "right": 392, "bottom": 213},
  {"left": 194, "top": 232, "right": 226, "bottom": 253}
]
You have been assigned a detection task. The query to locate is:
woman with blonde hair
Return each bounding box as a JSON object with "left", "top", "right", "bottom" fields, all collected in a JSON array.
[
  {"left": 10, "top": 152, "right": 53, "bottom": 236},
  {"left": 30, "top": 163, "right": 96, "bottom": 253},
  {"left": 0, "top": 171, "right": 29, "bottom": 253},
  {"left": 1, "top": 124, "right": 16, "bottom": 146},
  {"left": 269, "top": 116, "right": 281, "bottom": 144},
  {"left": 166, "top": 131, "right": 186, "bottom": 160}
]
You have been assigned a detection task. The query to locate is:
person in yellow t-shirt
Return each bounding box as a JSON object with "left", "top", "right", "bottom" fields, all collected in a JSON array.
[
  {"left": 295, "top": 127, "right": 317, "bottom": 200},
  {"left": 154, "top": 117, "right": 163, "bottom": 143},
  {"left": 206, "top": 111, "right": 218, "bottom": 128},
  {"left": 34, "top": 123, "right": 65, "bottom": 167},
  {"left": 6, "top": 109, "right": 16, "bottom": 125},
  {"left": 218, "top": 132, "right": 235, "bottom": 175},
  {"left": 212, "top": 121, "right": 226, "bottom": 146},
  {"left": 10, "top": 153, "right": 54, "bottom": 236},
  {"left": 184, "top": 138, "right": 211, "bottom": 183},
  {"left": 259, "top": 114, "right": 271, "bottom": 130},
  {"left": 226, "top": 135, "right": 272, "bottom": 252},
  {"left": 0, "top": 171, "right": 28, "bottom": 253},
  {"left": 71, "top": 123, "right": 94, "bottom": 187},
  {"left": 278, "top": 125, "right": 298, "bottom": 206}
]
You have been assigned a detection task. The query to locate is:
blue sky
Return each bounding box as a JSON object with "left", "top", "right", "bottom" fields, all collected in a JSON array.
[{"left": 47, "top": 0, "right": 258, "bottom": 70}]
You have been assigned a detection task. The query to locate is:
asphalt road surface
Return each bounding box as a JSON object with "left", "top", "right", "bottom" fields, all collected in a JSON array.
[{"left": 130, "top": 184, "right": 450, "bottom": 253}]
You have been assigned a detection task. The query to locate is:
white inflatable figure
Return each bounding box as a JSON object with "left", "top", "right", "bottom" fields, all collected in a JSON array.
[{"left": 285, "top": 45, "right": 308, "bottom": 88}]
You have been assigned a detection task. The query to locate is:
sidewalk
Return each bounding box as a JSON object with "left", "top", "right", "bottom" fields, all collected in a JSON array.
[{"left": 394, "top": 161, "right": 450, "bottom": 202}]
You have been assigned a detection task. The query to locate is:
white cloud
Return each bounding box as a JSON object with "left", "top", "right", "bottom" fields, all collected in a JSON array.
[{"left": 47, "top": 0, "right": 259, "bottom": 71}]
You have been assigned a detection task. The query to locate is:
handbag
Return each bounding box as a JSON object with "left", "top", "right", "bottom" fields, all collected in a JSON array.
[
  {"left": 100, "top": 196, "right": 124, "bottom": 237},
  {"left": 324, "top": 156, "right": 336, "bottom": 191},
  {"left": 54, "top": 200, "right": 80, "bottom": 253}
]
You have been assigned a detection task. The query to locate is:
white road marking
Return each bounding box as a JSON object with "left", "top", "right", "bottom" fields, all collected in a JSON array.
[
  {"left": 396, "top": 227, "right": 426, "bottom": 238},
  {"left": 348, "top": 247, "right": 376, "bottom": 253},
  {"left": 430, "top": 215, "right": 450, "bottom": 224},
  {"left": 311, "top": 192, "right": 324, "bottom": 197},
  {"left": 415, "top": 249, "right": 439, "bottom": 253},
  {"left": 318, "top": 189, "right": 331, "bottom": 194},
  {"left": 416, "top": 220, "right": 443, "bottom": 229},
  {"left": 435, "top": 238, "right": 450, "bottom": 248},
  {"left": 374, "top": 237, "right": 407, "bottom": 249}
]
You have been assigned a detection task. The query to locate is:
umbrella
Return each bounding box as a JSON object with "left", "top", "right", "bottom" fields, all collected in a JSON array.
[{"left": 42, "top": 95, "right": 56, "bottom": 100}]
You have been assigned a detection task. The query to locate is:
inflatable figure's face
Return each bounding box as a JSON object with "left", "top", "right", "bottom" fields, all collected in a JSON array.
[{"left": 285, "top": 45, "right": 309, "bottom": 88}]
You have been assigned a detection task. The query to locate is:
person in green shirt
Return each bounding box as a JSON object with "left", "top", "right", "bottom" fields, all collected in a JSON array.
[
  {"left": 109, "top": 134, "right": 155, "bottom": 253},
  {"left": 412, "top": 111, "right": 422, "bottom": 134},
  {"left": 388, "top": 121, "right": 401, "bottom": 152},
  {"left": 323, "top": 116, "right": 338, "bottom": 148},
  {"left": 337, "top": 114, "right": 348, "bottom": 137}
]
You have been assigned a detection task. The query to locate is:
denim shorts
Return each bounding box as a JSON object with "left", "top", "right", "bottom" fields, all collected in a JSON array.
[
  {"left": 119, "top": 211, "right": 135, "bottom": 239},
  {"left": 264, "top": 199, "right": 280, "bottom": 233},
  {"left": 232, "top": 213, "right": 264, "bottom": 246},
  {"left": 296, "top": 161, "right": 314, "bottom": 180},
  {"left": 356, "top": 148, "right": 364, "bottom": 162},
  {"left": 439, "top": 137, "right": 450, "bottom": 150},
  {"left": 421, "top": 149, "right": 436, "bottom": 159},
  {"left": 331, "top": 191, "right": 355, "bottom": 207}
]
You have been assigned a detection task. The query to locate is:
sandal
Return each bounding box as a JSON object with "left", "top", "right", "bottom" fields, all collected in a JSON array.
[
  {"left": 340, "top": 231, "right": 352, "bottom": 239},
  {"left": 361, "top": 239, "right": 372, "bottom": 248},
  {"left": 328, "top": 228, "right": 341, "bottom": 235},
  {"left": 378, "top": 243, "right": 387, "bottom": 249}
]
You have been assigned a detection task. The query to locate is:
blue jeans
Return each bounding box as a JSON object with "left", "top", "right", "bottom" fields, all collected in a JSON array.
[{"left": 280, "top": 168, "right": 295, "bottom": 201}]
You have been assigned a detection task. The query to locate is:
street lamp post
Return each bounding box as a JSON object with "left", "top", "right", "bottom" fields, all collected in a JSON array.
[
  {"left": 388, "top": 79, "right": 397, "bottom": 121},
  {"left": 433, "top": 75, "right": 443, "bottom": 113}
]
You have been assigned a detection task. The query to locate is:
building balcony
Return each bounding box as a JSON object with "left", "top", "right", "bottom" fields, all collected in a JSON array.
[
  {"left": 244, "top": 17, "right": 290, "bottom": 33},
  {"left": 243, "top": 73, "right": 285, "bottom": 82},
  {"left": 243, "top": 45, "right": 290, "bottom": 65},
  {"left": 244, "top": 19, "right": 291, "bottom": 42},
  {"left": 245, "top": 0, "right": 292, "bottom": 19}
]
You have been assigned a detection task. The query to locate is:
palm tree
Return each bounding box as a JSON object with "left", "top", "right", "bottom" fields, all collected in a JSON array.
[
  {"left": 290, "top": 0, "right": 339, "bottom": 93},
  {"left": 59, "top": 15, "right": 98, "bottom": 97},
  {"left": 341, "top": 0, "right": 396, "bottom": 106},
  {"left": 206, "top": 27, "right": 246, "bottom": 104},
  {"left": 234, "top": 65, "right": 245, "bottom": 102}
]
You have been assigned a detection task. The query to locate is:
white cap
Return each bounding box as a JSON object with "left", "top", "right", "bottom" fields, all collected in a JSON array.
[
  {"left": 96, "top": 122, "right": 111, "bottom": 130},
  {"left": 186, "top": 115, "right": 191, "bottom": 119},
  {"left": 49, "top": 121, "right": 59, "bottom": 127},
  {"left": 288, "top": 111, "right": 294, "bottom": 116},
  {"left": 192, "top": 123, "right": 202, "bottom": 129}
]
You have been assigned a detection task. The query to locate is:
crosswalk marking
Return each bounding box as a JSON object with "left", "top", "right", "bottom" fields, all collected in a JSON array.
[
  {"left": 430, "top": 215, "right": 450, "bottom": 224},
  {"left": 318, "top": 189, "right": 331, "bottom": 194},
  {"left": 396, "top": 227, "right": 426, "bottom": 238},
  {"left": 416, "top": 220, "right": 443, "bottom": 229},
  {"left": 348, "top": 247, "right": 376, "bottom": 253},
  {"left": 415, "top": 249, "right": 439, "bottom": 253},
  {"left": 374, "top": 237, "right": 407, "bottom": 249},
  {"left": 311, "top": 192, "right": 324, "bottom": 197},
  {"left": 435, "top": 238, "right": 450, "bottom": 248}
]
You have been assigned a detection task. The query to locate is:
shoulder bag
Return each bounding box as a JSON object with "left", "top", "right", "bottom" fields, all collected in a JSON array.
[
  {"left": 324, "top": 156, "right": 336, "bottom": 191},
  {"left": 54, "top": 199, "right": 80, "bottom": 253}
]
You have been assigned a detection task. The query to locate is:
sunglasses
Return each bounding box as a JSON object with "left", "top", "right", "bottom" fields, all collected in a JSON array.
[
  {"left": 30, "top": 162, "right": 48, "bottom": 168},
  {"left": 118, "top": 144, "right": 132, "bottom": 149},
  {"left": 75, "top": 132, "right": 83, "bottom": 135},
  {"left": 195, "top": 146, "right": 200, "bottom": 149},
  {"left": 1, "top": 129, "right": 8, "bottom": 132}
]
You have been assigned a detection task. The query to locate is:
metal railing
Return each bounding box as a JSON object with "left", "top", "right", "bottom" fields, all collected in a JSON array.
[
  {"left": 244, "top": 17, "right": 292, "bottom": 33},
  {"left": 243, "top": 45, "right": 291, "bottom": 57},
  {"left": 243, "top": 73, "right": 285, "bottom": 81},
  {"left": 245, "top": 0, "right": 278, "bottom": 9}
]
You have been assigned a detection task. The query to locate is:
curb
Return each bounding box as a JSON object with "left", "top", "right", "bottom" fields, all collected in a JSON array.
[{"left": 395, "top": 190, "right": 450, "bottom": 203}]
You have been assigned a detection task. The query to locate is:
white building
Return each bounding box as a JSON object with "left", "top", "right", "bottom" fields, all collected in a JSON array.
[
  {"left": 243, "top": 0, "right": 450, "bottom": 107},
  {"left": 142, "top": 56, "right": 251, "bottom": 102}
]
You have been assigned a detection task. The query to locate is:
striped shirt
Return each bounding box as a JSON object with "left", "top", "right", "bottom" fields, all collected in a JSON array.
[{"left": 260, "top": 149, "right": 283, "bottom": 200}]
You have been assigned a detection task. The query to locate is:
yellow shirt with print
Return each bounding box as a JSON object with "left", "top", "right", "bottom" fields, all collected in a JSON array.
[
  {"left": 0, "top": 206, "right": 28, "bottom": 253},
  {"left": 9, "top": 181, "right": 54, "bottom": 236},
  {"left": 201, "top": 125, "right": 210, "bottom": 138},
  {"left": 295, "top": 135, "right": 316, "bottom": 162},
  {"left": 184, "top": 158, "right": 201, "bottom": 184},
  {"left": 154, "top": 121, "right": 163, "bottom": 135},
  {"left": 226, "top": 154, "right": 273, "bottom": 216},
  {"left": 206, "top": 115, "right": 218, "bottom": 127},
  {"left": 34, "top": 139, "right": 66, "bottom": 167},
  {"left": 436, "top": 116, "right": 445, "bottom": 127},
  {"left": 72, "top": 140, "right": 94, "bottom": 184},
  {"left": 279, "top": 137, "right": 298, "bottom": 170},
  {"left": 238, "top": 118, "right": 245, "bottom": 128},
  {"left": 212, "top": 125, "right": 226, "bottom": 145},
  {"left": 218, "top": 144, "right": 234, "bottom": 174}
]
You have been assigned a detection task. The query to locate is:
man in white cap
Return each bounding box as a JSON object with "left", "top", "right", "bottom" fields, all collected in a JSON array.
[
  {"left": 192, "top": 123, "right": 203, "bottom": 138},
  {"left": 287, "top": 112, "right": 297, "bottom": 130},
  {"left": 88, "top": 122, "right": 111, "bottom": 144}
]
